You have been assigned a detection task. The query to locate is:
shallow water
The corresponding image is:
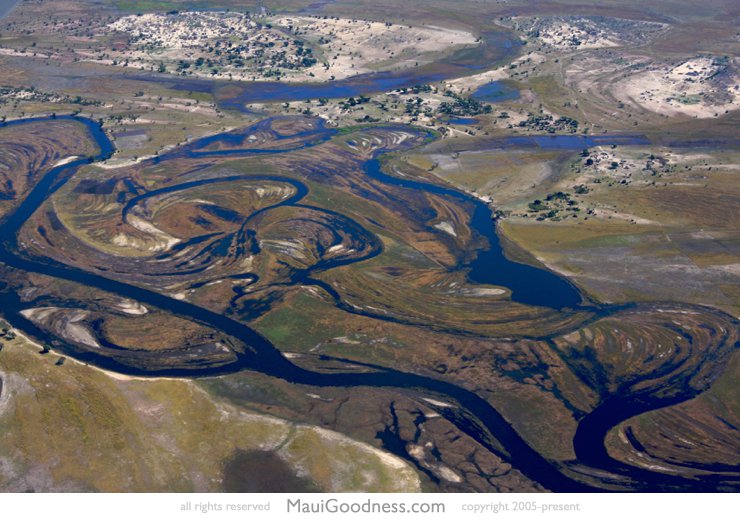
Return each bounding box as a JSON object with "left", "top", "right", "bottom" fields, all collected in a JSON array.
[
  {"left": 0, "top": 0, "right": 20, "bottom": 20},
  {"left": 446, "top": 117, "right": 478, "bottom": 125},
  {"left": 471, "top": 81, "right": 520, "bottom": 103}
]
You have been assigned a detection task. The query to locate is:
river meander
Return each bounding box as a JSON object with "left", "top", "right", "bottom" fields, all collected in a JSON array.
[{"left": 0, "top": 113, "right": 736, "bottom": 491}]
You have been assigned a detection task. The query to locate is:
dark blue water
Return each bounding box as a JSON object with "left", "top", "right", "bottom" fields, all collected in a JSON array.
[
  {"left": 471, "top": 81, "right": 520, "bottom": 103},
  {"left": 573, "top": 392, "right": 739, "bottom": 490},
  {"left": 0, "top": 116, "right": 114, "bottom": 235},
  {"left": 363, "top": 159, "right": 582, "bottom": 309},
  {"left": 446, "top": 117, "right": 478, "bottom": 125}
]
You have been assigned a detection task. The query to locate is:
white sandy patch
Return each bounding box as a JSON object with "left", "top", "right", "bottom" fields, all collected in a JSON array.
[
  {"left": 436, "top": 466, "right": 463, "bottom": 483},
  {"left": 274, "top": 16, "right": 478, "bottom": 82},
  {"left": 459, "top": 287, "right": 506, "bottom": 296},
  {"left": 615, "top": 56, "right": 739, "bottom": 118},
  {"left": 446, "top": 66, "right": 509, "bottom": 95},
  {"left": 506, "top": 16, "right": 666, "bottom": 50},
  {"left": 97, "top": 155, "right": 154, "bottom": 170},
  {"left": 262, "top": 239, "right": 308, "bottom": 260},
  {"left": 115, "top": 299, "right": 148, "bottom": 315},
  {"left": 100, "top": 11, "right": 477, "bottom": 84},
  {"left": 20, "top": 307, "right": 100, "bottom": 348},
  {"left": 407, "top": 444, "right": 462, "bottom": 483},
  {"left": 124, "top": 214, "right": 181, "bottom": 251},
  {"left": 0, "top": 371, "right": 16, "bottom": 417},
  {"left": 421, "top": 397, "right": 455, "bottom": 408},
  {"left": 709, "top": 263, "right": 740, "bottom": 276},
  {"left": 52, "top": 156, "right": 81, "bottom": 167},
  {"left": 0, "top": 367, "right": 36, "bottom": 421},
  {"left": 433, "top": 221, "right": 457, "bottom": 237},
  {"left": 254, "top": 185, "right": 293, "bottom": 199},
  {"left": 103, "top": 11, "right": 301, "bottom": 80},
  {"left": 536, "top": 21, "right": 620, "bottom": 49},
  {"left": 332, "top": 336, "right": 361, "bottom": 345}
]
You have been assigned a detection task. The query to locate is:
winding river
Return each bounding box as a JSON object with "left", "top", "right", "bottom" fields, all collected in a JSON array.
[{"left": 0, "top": 113, "right": 736, "bottom": 492}]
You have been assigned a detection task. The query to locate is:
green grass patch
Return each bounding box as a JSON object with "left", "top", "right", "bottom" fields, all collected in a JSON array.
[{"left": 254, "top": 291, "right": 346, "bottom": 350}]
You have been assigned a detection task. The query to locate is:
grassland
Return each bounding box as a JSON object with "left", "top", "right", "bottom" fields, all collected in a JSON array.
[
  {"left": 0, "top": 332, "right": 419, "bottom": 492},
  {"left": 493, "top": 146, "right": 740, "bottom": 316}
]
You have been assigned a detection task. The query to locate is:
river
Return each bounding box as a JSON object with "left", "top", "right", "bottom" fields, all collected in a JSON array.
[
  {"left": 133, "top": 29, "right": 523, "bottom": 110},
  {"left": 0, "top": 114, "right": 735, "bottom": 492}
]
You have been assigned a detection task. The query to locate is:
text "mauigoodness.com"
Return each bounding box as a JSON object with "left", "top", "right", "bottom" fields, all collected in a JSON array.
[{"left": 286, "top": 498, "right": 445, "bottom": 514}]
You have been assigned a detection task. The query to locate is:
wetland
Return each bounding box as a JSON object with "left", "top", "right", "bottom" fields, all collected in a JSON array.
[
  {"left": 0, "top": 0, "right": 737, "bottom": 495},
  {"left": 0, "top": 113, "right": 735, "bottom": 492}
]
